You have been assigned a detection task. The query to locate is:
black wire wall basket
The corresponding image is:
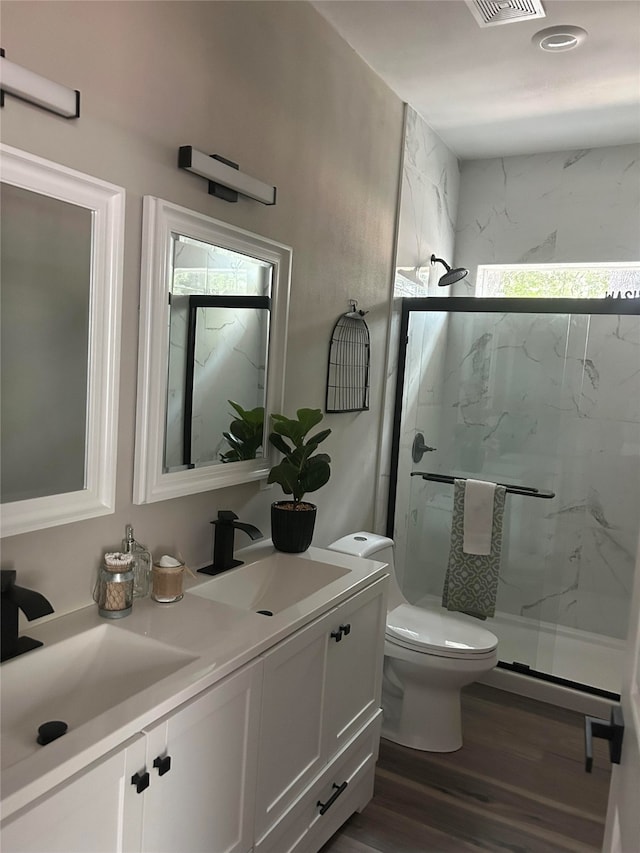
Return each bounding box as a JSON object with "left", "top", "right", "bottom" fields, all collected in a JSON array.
[{"left": 325, "top": 301, "right": 370, "bottom": 413}]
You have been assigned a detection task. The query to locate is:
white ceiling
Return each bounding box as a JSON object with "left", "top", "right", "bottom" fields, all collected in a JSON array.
[{"left": 313, "top": 0, "right": 640, "bottom": 159}]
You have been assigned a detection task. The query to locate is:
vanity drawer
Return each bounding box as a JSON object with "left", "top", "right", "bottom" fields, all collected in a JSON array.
[{"left": 255, "top": 710, "right": 381, "bottom": 853}]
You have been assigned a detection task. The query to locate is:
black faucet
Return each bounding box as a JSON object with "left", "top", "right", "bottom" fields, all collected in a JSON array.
[
  {"left": 199, "top": 511, "right": 263, "bottom": 576},
  {"left": 1, "top": 569, "right": 55, "bottom": 663}
]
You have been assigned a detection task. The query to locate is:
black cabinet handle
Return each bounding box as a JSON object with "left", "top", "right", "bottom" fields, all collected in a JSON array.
[
  {"left": 339, "top": 623, "right": 351, "bottom": 636},
  {"left": 317, "top": 781, "right": 348, "bottom": 815},
  {"left": 584, "top": 705, "right": 624, "bottom": 772},
  {"left": 153, "top": 754, "right": 172, "bottom": 776},
  {"left": 330, "top": 630, "right": 343, "bottom": 643},
  {"left": 131, "top": 770, "right": 150, "bottom": 793}
]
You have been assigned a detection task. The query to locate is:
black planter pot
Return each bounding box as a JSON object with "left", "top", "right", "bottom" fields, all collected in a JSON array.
[{"left": 271, "top": 501, "right": 317, "bottom": 553}]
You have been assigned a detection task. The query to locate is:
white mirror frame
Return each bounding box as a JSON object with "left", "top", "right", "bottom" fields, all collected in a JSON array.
[
  {"left": 133, "top": 197, "right": 291, "bottom": 504},
  {"left": 0, "top": 144, "right": 125, "bottom": 537}
]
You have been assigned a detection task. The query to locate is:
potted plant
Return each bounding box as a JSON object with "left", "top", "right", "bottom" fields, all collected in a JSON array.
[
  {"left": 267, "top": 408, "right": 331, "bottom": 552},
  {"left": 219, "top": 401, "right": 265, "bottom": 463}
]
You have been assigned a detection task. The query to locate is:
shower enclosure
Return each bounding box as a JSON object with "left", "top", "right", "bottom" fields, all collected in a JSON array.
[{"left": 388, "top": 297, "right": 640, "bottom": 697}]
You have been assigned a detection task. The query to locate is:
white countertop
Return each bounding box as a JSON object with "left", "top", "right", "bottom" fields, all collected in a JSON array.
[{"left": 0, "top": 543, "right": 387, "bottom": 820}]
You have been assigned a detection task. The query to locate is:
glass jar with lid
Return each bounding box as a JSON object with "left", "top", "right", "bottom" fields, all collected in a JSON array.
[{"left": 95, "top": 552, "right": 134, "bottom": 618}]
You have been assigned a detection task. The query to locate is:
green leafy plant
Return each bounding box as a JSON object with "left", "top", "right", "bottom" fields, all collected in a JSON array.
[
  {"left": 219, "top": 401, "right": 264, "bottom": 463},
  {"left": 268, "top": 408, "right": 331, "bottom": 505}
]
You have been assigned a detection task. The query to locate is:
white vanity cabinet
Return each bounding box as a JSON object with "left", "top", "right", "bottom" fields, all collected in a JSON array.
[
  {"left": 0, "top": 735, "right": 146, "bottom": 853},
  {"left": 254, "top": 577, "right": 387, "bottom": 851},
  {"left": 1, "top": 572, "right": 387, "bottom": 853},
  {"left": 1, "top": 661, "right": 262, "bottom": 853}
]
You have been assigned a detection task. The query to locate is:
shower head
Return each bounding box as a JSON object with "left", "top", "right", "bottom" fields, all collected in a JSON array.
[{"left": 430, "top": 254, "right": 469, "bottom": 287}]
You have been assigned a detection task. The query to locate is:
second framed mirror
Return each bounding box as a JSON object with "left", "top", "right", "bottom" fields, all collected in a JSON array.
[{"left": 134, "top": 197, "right": 291, "bottom": 503}]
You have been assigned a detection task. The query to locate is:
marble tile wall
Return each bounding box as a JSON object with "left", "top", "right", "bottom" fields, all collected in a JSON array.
[
  {"left": 394, "top": 108, "right": 461, "bottom": 296},
  {"left": 374, "top": 106, "right": 460, "bottom": 554},
  {"left": 454, "top": 144, "right": 640, "bottom": 286}
]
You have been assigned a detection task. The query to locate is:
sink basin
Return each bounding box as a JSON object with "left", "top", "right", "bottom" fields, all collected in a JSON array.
[
  {"left": 0, "top": 624, "right": 197, "bottom": 770},
  {"left": 187, "top": 553, "right": 350, "bottom": 615}
]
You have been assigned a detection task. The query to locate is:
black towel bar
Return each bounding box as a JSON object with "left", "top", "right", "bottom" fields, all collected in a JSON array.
[{"left": 410, "top": 472, "right": 555, "bottom": 499}]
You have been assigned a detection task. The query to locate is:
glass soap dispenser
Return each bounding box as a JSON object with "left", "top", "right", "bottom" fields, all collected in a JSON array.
[{"left": 122, "top": 524, "right": 151, "bottom": 598}]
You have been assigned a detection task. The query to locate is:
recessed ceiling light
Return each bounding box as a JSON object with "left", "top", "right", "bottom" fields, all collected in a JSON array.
[{"left": 533, "top": 25, "right": 588, "bottom": 52}]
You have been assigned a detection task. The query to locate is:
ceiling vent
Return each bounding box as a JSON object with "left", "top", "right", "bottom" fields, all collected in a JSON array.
[{"left": 465, "top": 0, "right": 546, "bottom": 27}]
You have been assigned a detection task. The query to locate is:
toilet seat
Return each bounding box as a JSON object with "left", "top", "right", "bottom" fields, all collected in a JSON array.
[{"left": 385, "top": 603, "right": 498, "bottom": 660}]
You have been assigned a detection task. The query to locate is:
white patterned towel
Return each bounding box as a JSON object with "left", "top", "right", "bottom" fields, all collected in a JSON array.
[{"left": 442, "top": 479, "right": 506, "bottom": 620}]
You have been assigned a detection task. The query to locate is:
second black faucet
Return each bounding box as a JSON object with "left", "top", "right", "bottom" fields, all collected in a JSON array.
[{"left": 199, "top": 511, "right": 263, "bottom": 576}]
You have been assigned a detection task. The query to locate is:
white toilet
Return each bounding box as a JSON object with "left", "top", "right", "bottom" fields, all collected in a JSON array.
[{"left": 327, "top": 532, "right": 498, "bottom": 752}]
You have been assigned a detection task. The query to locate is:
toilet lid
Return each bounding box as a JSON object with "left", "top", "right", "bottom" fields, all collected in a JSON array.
[{"left": 386, "top": 604, "right": 498, "bottom": 657}]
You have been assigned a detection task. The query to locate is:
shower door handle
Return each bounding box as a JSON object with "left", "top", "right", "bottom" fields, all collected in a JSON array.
[{"left": 584, "top": 705, "right": 624, "bottom": 772}]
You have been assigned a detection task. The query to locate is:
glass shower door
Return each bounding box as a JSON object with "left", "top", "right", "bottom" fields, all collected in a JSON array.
[{"left": 391, "top": 300, "right": 640, "bottom": 694}]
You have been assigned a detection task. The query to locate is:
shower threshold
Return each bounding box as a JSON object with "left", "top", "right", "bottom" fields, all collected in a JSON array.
[
  {"left": 496, "top": 660, "right": 620, "bottom": 701},
  {"left": 415, "top": 594, "right": 625, "bottom": 698}
]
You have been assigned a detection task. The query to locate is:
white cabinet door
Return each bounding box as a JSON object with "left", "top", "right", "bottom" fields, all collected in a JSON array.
[
  {"left": 324, "top": 578, "right": 386, "bottom": 755},
  {"left": 1, "top": 735, "right": 146, "bottom": 853},
  {"left": 139, "top": 660, "right": 262, "bottom": 853},
  {"left": 254, "top": 612, "right": 329, "bottom": 842}
]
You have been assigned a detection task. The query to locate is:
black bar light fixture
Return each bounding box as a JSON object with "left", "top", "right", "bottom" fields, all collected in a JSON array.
[
  {"left": 430, "top": 254, "right": 469, "bottom": 287},
  {"left": 178, "top": 146, "right": 276, "bottom": 206},
  {"left": 0, "top": 50, "right": 80, "bottom": 118}
]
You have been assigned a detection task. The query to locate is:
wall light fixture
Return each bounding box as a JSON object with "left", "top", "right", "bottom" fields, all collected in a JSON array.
[
  {"left": 178, "top": 146, "right": 276, "bottom": 206},
  {"left": 0, "top": 50, "right": 80, "bottom": 118}
]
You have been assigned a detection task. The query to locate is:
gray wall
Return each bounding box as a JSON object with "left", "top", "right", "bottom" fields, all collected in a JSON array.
[{"left": 0, "top": 1, "right": 403, "bottom": 618}]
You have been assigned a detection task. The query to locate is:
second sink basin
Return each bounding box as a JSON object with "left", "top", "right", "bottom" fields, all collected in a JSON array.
[
  {"left": 1, "top": 624, "right": 198, "bottom": 771},
  {"left": 187, "top": 553, "right": 350, "bottom": 615}
]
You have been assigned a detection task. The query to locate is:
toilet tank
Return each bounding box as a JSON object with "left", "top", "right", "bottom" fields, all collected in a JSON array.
[
  {"left": 327, "top": 532, "right": 405, "bottom": 610},
  {"left": 327, "top": 532, "right": 395, "bottom": 565}
]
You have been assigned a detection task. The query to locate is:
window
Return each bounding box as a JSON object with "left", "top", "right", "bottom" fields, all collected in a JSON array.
[{"left": 476, "top": 263, "right": 640, "bottom": 298}]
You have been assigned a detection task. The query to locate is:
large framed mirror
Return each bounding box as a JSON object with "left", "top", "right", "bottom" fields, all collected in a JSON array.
[
  {"left": 0, "top": 145, "right": 125, "bottom": 538},
  {"left": 133, "top": 197, "right": 290, "bottom": 503}
]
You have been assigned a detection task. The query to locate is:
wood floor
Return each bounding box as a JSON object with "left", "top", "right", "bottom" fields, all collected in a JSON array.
[{"left": 321, "top": 684, "right": 612, "bottom": 853}]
